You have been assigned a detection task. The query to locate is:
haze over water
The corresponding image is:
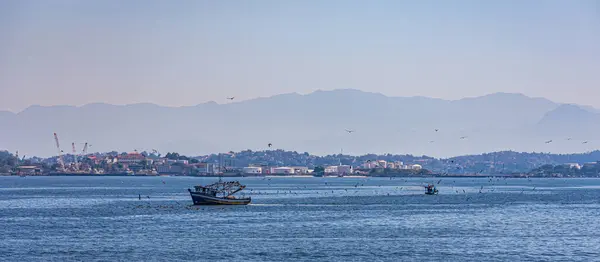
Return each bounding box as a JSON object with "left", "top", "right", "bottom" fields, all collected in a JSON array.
[{"left": 1, "top": 176, "right": 599, "bottom": 261}]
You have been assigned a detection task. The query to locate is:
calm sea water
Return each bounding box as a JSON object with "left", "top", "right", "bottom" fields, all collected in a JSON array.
[{"left": 1, "top": 176, "right": 600, "bottom": 262}]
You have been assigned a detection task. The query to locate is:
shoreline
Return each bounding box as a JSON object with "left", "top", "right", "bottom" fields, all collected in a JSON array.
[{"left": 3, "top": 174, "right": 592, "bottom": 178}]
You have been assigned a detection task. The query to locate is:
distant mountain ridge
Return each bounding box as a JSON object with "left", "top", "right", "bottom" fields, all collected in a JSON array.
[
  {"left": 536, "top": 104, "right": 600, "bottom": 137},
  {"left": 1, "top": 89, "right": 599, "bottom": 157},
  {"left": 0, "top": 90, "right": 561, "bottom": 114}
]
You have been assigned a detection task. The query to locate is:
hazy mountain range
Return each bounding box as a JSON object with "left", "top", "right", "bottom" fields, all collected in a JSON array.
[{"left": 1, "top": 89, "right": 599, "bottom": 158}]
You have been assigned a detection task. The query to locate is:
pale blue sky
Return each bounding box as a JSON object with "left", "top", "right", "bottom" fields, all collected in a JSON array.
[{"left": 0, "top": 0, "right": 598, "bottom": 112}]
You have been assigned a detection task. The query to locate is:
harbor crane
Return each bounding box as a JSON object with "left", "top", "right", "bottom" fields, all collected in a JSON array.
[
  {"left": 14, "top": 151, "right": 25, "bottom": 164},
  {"left": 72, "top": 142, "right": 78, "bottom": 169},
  {"left": 81, "top": 142, "right": 89, "bottom": 156},
  {"left": 152, "top": 149, "right": 160, "bottom": 157},
  {"left": 54, "top": 133, "right": 65, "bottom": 171}
]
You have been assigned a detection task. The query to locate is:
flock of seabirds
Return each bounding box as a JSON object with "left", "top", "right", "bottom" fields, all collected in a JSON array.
[
  {"left": 132, "top": 175, "right": 549, "bottom": 211},
  {"left": 229, "top": 95, "right": 592, "bottom": 146},
  {"left": 129, "top": 96, "right": 589, "bottom": 210}
]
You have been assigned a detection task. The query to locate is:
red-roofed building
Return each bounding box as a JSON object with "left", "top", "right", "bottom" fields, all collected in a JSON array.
[{"left": 117, "top": 152, "right": 145, "bottom": 164}]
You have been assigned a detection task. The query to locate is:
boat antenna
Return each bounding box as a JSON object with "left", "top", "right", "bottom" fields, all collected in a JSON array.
[
  {"left": 218, "top": 153, "right": 223, "bottom": 183},
  {"left": 218, "top": 159, "right": 222, "bottom": 183}
]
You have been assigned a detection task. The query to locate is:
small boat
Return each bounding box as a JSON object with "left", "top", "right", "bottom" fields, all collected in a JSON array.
[
  {"left": 188, "top": 181, "right": 251, "bottom": 205},
  {"left": 425, "top": 184, "right": 439, "bottom": 195}
]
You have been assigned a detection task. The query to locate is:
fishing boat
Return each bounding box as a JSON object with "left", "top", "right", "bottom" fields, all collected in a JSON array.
[
  {"left": 188, "top": 181, "right": 251, "bottom": 205},
  {"left": 425, "top": 184, "right": 438, "bottom": 195}
]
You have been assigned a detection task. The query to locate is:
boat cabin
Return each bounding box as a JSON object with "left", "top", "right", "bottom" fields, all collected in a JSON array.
[
  {"left": 425, "top": 184, "right": 438, "bottom": 195},
  {"left": 193, "top": 186, "right": 218, "bottom": 197}
]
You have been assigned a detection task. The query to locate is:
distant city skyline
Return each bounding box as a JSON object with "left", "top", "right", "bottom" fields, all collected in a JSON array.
[{"left": 1, "top": 0, "right": 599, "bottom": 112}]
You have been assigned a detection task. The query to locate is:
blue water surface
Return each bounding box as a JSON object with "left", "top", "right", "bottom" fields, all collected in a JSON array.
[{"left": 1, "top": 176, "right": 600, "bottom": 262}]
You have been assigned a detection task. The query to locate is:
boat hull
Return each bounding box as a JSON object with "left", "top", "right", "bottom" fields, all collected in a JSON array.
[
  {"left": 425, "top": 189, "right": 439, "bottom": 195},
  {"left": 189, "top": 192, "right": 251, "bottom": 205}
]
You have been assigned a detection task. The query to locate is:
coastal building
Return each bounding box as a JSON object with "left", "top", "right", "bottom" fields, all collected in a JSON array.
[
  {"left": 324, "top": 166, "right": 338, "bottom": 174},
  {"left": 117, "top": 152, "right": 145, "bottom": 164},
  {"left": 242, "top": 167, "right": 262, "bottom": 174},
  {"left": 153, "top": 158, "right": 168, "bottom": 165},
  {"left": 323, "top": 165, "right": 353, "bottom": 175},
  {"left": 194, "top": 162, "right": 215, "bottom": 174},
  {"left": 272, "top": 167, "right": 294, "bottom": 174},
  {"left": 362, "top": 161, "right": 378, "bottom": 169},
  {"left": 583, "top": 162, "right": 597, "bottom": 168},
  {"left": 392, "top": 161, "right": 403, "bottom": 168},
  {"left": 337, "top": 165, "right": 352, "bottom": 175},
  {"left": 157, "top": 165, "right": 184, "bottom": 175},
  {"left": 291, "top": 166, "right": 309, "bottom": 174},
  {"left": 91, "top": 155, "right": 116, "bottom": 165},
  {"left": 363, "top": 160, "right": 398, "bottom": 169},
  {"left": 17, "top": 166, "right": 42, "bottom": 176},
  {"left": 167, "top": 159, "right": 189, "bottom": 165},
  {"left": 411, "top": 164, "right": 422, "bottom": 170}
]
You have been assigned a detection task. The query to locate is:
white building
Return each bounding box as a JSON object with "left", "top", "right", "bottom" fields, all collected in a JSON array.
[
  {"left": 393, "top": 161, "right": 403, "bottom": 168},
  {"left": 322, "top": 165, "right": 353, "bottom": 175},
  {"left": 272, "top": 167, "right": 295, "bottom": 174},
  {"left": 583, "top": 162, "right": 597, "bottom": 168},
  {"left": 377, "top": 160, "right": 387, "bottom": 168},
  {"left": 242, "top": 167, "right": 263, "bottom": 174},
  {"left": 291, "top": 166, "right": 309, "bottom": 174},
  {"left": 194, "top": 163, "right": 215, "bottom": 174},
  {"left": 363, "top": 161, "right": 377, "bottom": 169},
  {"left": 337, "top": 165, "right": 353, "bottom": 175},
  {"left": 154, "top": 158, "right": 168, "bottom": 165},
  {"left": 167, "top": 159, "right": 189, "bottom": 165},
  {"left": 411, "top": 164, "right": 422, "bottom": 170},
  {"left": 324, "top": 166, "right": 338, "bottom": 174}
]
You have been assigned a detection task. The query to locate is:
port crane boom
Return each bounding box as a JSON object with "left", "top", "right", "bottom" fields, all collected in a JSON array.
[
  {"left": 54, "top": 133, "right": 65, "bottom": 170},
  {"left": 72, "top": 142, "right": 78, "bottom": 169},
  {"left": 82, "top": 142, "right": 88, "bottom": 156}
]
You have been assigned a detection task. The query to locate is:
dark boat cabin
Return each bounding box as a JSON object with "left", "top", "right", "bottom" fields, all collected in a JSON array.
[
  {"left": 425, "top": 184, "right": 438, "bottom": 195},
  {"left": 194, "top": 186, "right": 217, "bottom": 197}
]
